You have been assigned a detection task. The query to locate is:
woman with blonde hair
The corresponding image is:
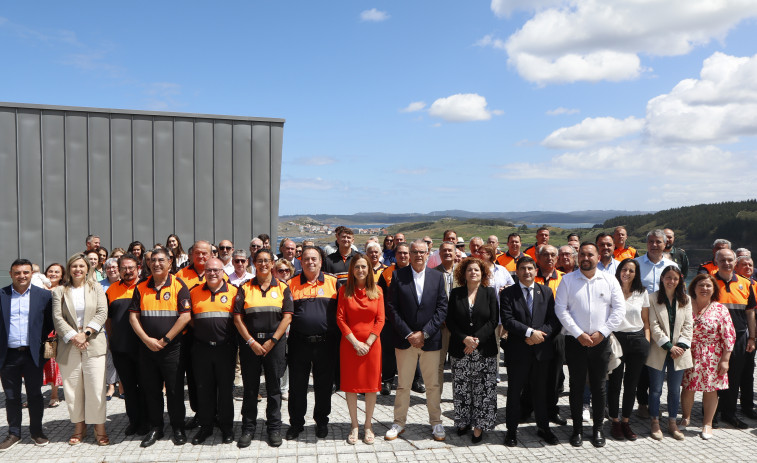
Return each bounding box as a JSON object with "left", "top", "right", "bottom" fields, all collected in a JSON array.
[{"left": 52, "top": 253, "right": 109, "bottom": 445}]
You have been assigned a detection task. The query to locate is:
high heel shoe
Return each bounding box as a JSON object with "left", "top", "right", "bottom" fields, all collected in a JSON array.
[
  {"left": 94, "top": 424, "right": 110, "bottom": 446},
  {"left": 68, "top": 422, "right": 86, "bottom": 446}
]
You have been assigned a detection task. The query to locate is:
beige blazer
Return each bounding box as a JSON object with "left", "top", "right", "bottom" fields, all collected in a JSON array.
[
  {"left": 52, "top": 283, "right": 108, "bottom": 359},
  {"left": 646, "top": 290, "right": 694, "bottom": 371}
]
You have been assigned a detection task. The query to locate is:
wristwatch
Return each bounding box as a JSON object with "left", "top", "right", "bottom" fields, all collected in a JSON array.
[
  {"left": 162, "top": 335, "right": 171, "bottom": 344},
  {"left": 84, "top": 330, "right": 92, "bottom": 337},
  {"left": 271, "top": 337, "right": 279, "bottom": 345}
]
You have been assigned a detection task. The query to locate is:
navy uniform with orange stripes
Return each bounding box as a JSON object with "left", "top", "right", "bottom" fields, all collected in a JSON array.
[
  {"left": 324, "top": 249, "right": 358, "bottom": 283},
  {"left": 235, "top": 277, "right": 293, "bottom": 437},
  {"left": 189, "top": 281, "right": 241, "bottom": 437},
  {"left": 697, "top": 260, "right": 718, "bottom": 275},
  {"left": 287, "top": 271, "right": 339, "bottom": 434},
  {"left": 129, "top": 274, "right": 192, "bottom": 432},
  {"left": 107, "top": 279, "right": 145, "bottom": 433}
]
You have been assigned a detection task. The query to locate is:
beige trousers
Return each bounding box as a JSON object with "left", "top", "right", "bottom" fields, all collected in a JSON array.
[
  {"left": 437, "top": 325, "right": 451, "bottom": 394},
  {"left": 394, "top": 346, "right": 442, "bottom": 426},
  {"left": 59, "top": 346, "right": 107, "bottom": 424}
]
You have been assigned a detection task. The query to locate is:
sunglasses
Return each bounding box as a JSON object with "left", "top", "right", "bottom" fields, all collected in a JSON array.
[
  {"left": 218, "top": 246, "right": 232, "bottom": 251},
  {"left": 233, "top": 259, "right": 247, "bottom": 264}
]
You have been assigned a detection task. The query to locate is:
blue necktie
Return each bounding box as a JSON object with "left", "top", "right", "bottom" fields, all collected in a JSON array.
[{"left": 525, "top": 287, "right": 533, "bottom": 315}]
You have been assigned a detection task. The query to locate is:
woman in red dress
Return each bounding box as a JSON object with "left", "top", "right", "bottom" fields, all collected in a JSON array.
[
  {"left": 337, "top": 254, "right": 385, "bottom": 445},
  {"left": 43, "top": 263, "right": 65, "bottom": 407}
]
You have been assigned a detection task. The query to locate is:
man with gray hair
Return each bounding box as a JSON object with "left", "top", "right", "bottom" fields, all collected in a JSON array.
[
  {"left": 229, "top": 249, "right": 254, "bottom": 286},
  {"left": 557, "top": 245, "right": 577, "bottom": 274},
  {"left": 635, "top": 230, "right": 678, "bottom": 294},
  {"left": 698, "top": 239, "right": 731, "bottom": 275},
  {"left": 663, "top": 229, "right": 689, "bottom": 278},
  {"left": 278, "top": 238, "right": 302, "bottom": 274},
  {"left": 85, "top": 234, "right": 101, "bottom": 252},
  {"left": 469, "top": 236, "right": 484, "bottom": 258}
]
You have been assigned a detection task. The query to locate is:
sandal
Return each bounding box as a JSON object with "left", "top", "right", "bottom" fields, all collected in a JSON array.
[
  {"left": 69, "top": 422, "right": 86, "bottom": 446},
  {"left": 363, "top": 428, "right": 375, "bottom": 445},
  {"left": 678, "top": 417, "right": 690, "bottom": 431},
  {"left": 95, "top": 424, "right": 110, "bottom": 446},
  {"left": 48, "top": 399, "right": 60, "bottom": 408},
  {"left": 347, "top": 427, "right": 359, "bottom": 445}
]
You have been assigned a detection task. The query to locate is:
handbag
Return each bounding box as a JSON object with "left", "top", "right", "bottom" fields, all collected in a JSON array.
[{"left": 43, "top": 336, "right": 58, "bottom": 359}]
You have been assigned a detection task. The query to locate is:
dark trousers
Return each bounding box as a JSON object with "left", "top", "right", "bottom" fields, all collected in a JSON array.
[
  {"left": 193, "top": 341, "right": 237, "bottom": 433},
  {"left": 741, "top": 349, "right": 755, "bottom": 412},
  {"left": 719, "top": 332, "right": 748, "bottom": 418},
  {"left": 636, "top": 365, "right": 649, "bottom": 406},
  {"left": 287, "top": 334, "right": 338, "bottom": 429},
  {"left": 520, "top": 333, "right": 564, "bottom": 417},
  {"left": 139, "top": 341, "right": 186, "bottom": 429},
  {"left": 565, "top": 336, "right": 610, "bottom": 431},
  {"left": 607, "top": 330, "right": 650, "bottom": 419},
  {"left": 111, "top": 349, "right": 146, "bottom": 428},
  {"left": 0, "top": 348, "right": 44, "bottom": 437},
  {"left": 506, "top": 355, "right": 549, "bottom": 431},
  {"left": 239, "top": 337, "right": 286, "bottom": 432},
  {"left": 181, "top": 330, "right": 199, "bottom": 413}
]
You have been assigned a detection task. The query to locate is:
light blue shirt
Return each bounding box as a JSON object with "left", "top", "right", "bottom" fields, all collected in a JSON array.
[
  {"left": 9, "top": 286, "right": 31, "bottom": 348},
  {"left": 635, "top": 254, "right": 678, "bottom": 294},
  {"left": 597, "top": 258, "right": 620, "bottom": 275}
]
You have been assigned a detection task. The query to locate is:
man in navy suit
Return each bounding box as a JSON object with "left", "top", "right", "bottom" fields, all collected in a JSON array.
[
  {"left": 0, "top": 258, "right": 53, "bottom": 450},
  {"left": 501, "top": 256, "right": 561, "bottom": 447},
  {"left": 384, "top": 240, "right": 448, "bottom": 442}
]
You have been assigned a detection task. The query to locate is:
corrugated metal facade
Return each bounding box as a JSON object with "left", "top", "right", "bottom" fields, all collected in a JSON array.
[{"left": 0, "top": 102, "right": 284, "bottom": 270}]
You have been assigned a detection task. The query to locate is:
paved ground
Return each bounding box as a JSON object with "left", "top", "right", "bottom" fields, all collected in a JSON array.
[{"left": 1, "top": 363, "right": 756, "bottom": 463}]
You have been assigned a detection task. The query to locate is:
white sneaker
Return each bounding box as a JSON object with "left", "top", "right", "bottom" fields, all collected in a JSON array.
[
  {"left": 582, "top": 405, "right": 591, "bottom": 422},
  {"left": 432, "top": 424, "right": 446, "bottom": 441},
  {"left": 385, "top": 424, "right": 405, "bottom": 440}
]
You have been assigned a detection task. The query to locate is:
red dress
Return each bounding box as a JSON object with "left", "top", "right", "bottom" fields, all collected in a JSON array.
[{"left": 336, "top": 286, "right": 385, "bottom": 393}]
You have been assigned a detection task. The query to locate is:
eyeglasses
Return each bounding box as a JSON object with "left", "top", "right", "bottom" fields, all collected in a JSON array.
[
  {"left": 424, "top": 241, "right": 432, "bottom": 246},
  {"left": 205, "top": 268, "right": 224, "bottom": 274},
  {"left": 250, "top": 244, "right": 262, "bottom": 249},
  {"left": 255, "top": 259, "right": 272, "bottom": 265},
  {"left": 218, "top": 246, "right": 232, "bottom": 251},
  {"left": 233, "top": 259, "right": 247, "bottom": 264},
  {"left": 410, "top": 250, "right": 426, "bottom": 255},
  {"left": 211, "top": 249, "right": 218, "bottom": 254},
  {"left": 276, "top": 268, "right": 291, "bottom": 273}
]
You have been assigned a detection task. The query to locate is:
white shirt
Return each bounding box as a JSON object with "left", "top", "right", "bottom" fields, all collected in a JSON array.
[
  {"left": 555, "top": 269, "right": 626, "bottom": 338},
  {"left": 71, "top": 286, "right": 86, "bottom": 328},
  {"left": 490, "top": 264, "right": 515, "bottom": 308},
  {"left": 635, "top": 254, "right": 678, "bottom": 294},
  {"left": 597, "top": 258, "right": 620, "bottom": 275},
  {"left": 229, "top": 270, "right": 254, "bottom": 286},
  {"left": 223, "top": 261, "right": 235, "bottom": 276},
  {"left": 616, "top": 290, "right": 650, "bottom": 332},
  {"left": 412, "top": 266, "right": 425, "bottom": 304}
]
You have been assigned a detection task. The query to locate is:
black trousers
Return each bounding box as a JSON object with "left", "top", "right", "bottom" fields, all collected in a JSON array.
[
  {"left": 0, "top": 348, "right": 44, "bottom": 437},
  {"left": 607, "top": 330, "right": 650, "bottom": 419},
  {"left": 636, "top": 365, "right": 649, "bottom": 406},
  {"left": 111, "top": 349, "right": 146, "bottom": 428},
  {"left": 139, "top": 341, "right": 186, "bottom": 429},
  {"left": 287, "top": 334, "right": 338, "bottom": 429},
  {"left": 239, "top": 336, "right": 286, "bottom": 432},
  {"left": 506, "top": 354, "right": 549, "bottom": 431},
  {"left": 181, "top": 329, "right": 199, "bottom": 413},
  {"left": 565, "top": 336, "right": 610, "bottom": 431},
  {"left": 520, "top": 333, "right": 564, "bottom": 417},
  {"left": 193, "top": 341, "right": 237, "bottom": 433},
  {"left": 719, "top": 331, "right": 748, "bottom": 418},
  {"left": 740, "top": 348, "right": 755, "bottom": 412}
]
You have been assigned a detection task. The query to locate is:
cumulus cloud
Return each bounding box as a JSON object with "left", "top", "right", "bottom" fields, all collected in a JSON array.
[
  {"left": 547, "top": 107, "right": 580, "bottom": 116},
  {"left": 400, "top": 101, "right": 426, "bottom": 113},
  {"left": 474, "top": 34, "right": 506, "bottom": 51},
  {"left": 294, "top": 156, "right": 337, "bottom": 166},
  {"left": 490, "top": 0, "right": 564, "bottom": 18},
  {"left": 281, "top": 177, "right": 334, "bottom": 190},
  {"left": 542, "top": 116, "right": 644, "bottom": 149},
  {"left": 500, "top": 0, "right": 757, "bottom": 84},
  {"left": 360, "top": 8, "right": 390, "bottom": 22},
  {"left": 428, "top": 93, "right": 501, "bottom": 122}
]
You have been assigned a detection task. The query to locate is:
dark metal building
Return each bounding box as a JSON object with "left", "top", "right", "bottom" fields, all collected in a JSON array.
[{"left": 0, "top": 102, "right": 284, "bottom": 270}]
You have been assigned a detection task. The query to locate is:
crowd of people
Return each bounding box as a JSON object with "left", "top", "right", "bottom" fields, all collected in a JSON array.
[{"left": 1, "top": 225, "right": 755, "bottom": 452}]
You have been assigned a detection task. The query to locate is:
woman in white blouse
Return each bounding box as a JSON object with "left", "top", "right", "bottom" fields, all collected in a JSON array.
[{"left": 52, "top": 253, "right": 109, "bottom": 446}]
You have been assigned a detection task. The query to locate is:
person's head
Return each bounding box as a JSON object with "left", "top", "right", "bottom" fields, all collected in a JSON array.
[
  {"left": 478, "top": 244, "right": 498, "bottom": 264},
  {"left": 613, "top": 226, "right": 628, "bottom": 248},
  {"left": 10, "top": 259, "right": 34, "bottom": 293},
  {"left": 110, "top": 247, "right": 125, "bottom": 259},
  {"left": 44, "top": 263, "right": 65, "bottom": 287},
  {"left": 442, "top": 229, "right": 458, "bottom": 244},
  {"left": 365, "top": 241, "right": 382, "bottom": 266},
  {"left": 118, "top": 253, "right": 140, "bottom": 283},
  {"left": 439, "top": 241, "right": 456, "bottom": 266},
  {"left": 595, "top": 233, "right": 614, "bottom": 261},
  {"left": 257, "top": 233, "right": 271, "bottom": 249},
  {"left": 688, "top": 273, "right": 719, "bottom": 303},
  {"left": 735, "top": 256, "right": 754, "bottom": 279},
  {"left": 64, "top": 253, "right": 91, "bottom": 286},
  {"left": 663, "top": 229, "right": 675, "bottom": 250},
  {"left": 567, "top": 233, "right": 581, "bottom": 251},
  {"left": 302, "top": 240, "right": 315, "bottom": 248},
  {"left": 192, "top": 240, "right": 212, "bottom": 270},
  {"left": 204, "top": 257, "right": 226, "bottom": 290},
  {"left": 410, "top": 239, "right": 429, "bottom": 272},
  {"left": 507, "top": 233, "right": 521, "bottom": 255},
  {"left": 217, "top": 239, "right": 234, "bottom": 263},
  {"left": 274, "top": 258, "right": 295, "bottom": 281},
  {"left": 85, "top": 234, "right": 101, "bottom": 251},
  {"left": 468, "top": 237, "right": 484, "bottom": 258},
  {"left": 646, "top": 229, "right": 667, "bottom": 262},
  {"left": 422, "top": 236, "right": 433, "bottom": 250},
  {"left": 487, "top": 235, "right": 499, "bottom": 249},
  {"left": 211, "top": 245, "right": 218, "bottom": 257},
  {"left": 558, "top": 245, "right": 577, "bottom": 271},
  {"left": 148, "top": 247, "right": 172, "bottom": 279},
  {"left": 394, "top": 233, "right": 406, "bottom": 245},
  {"left": 383, "top": 235, "right": 395, "bottom": 250},
  {"left": 127, "top": 241, "right": 144, "bottom": 259},
  {"left": 516, "top": 255, "right": 537, "bottom": 286},
  {"left": 84, "top": 249, "right": 100, "bottom": 270},
  {"left": 715, "top": 248, "right": 736, "bottom": 277},
  {"left": 615, "top": 258, "right": 644, "bottom": 294},
  {"left": 711, "top": 239, "right": 731, "bottom": 258},
  {"left": 735, "top": 248, "right": 751, "bottom": 258},
  {"left": 454, "top": 257, "right": 491, "bottom": 288},
  {"left": 395, "top": 243, "right": 411, "bottom": 268},
  {"left": 344, "top": 253, "right": 379, "bottom": 300},
  {"left": 253, "top": 248, "right": 275, "bottom": 278},
  {"left": 456, "top": 237, "right": 466, "bottom": 253},
  {"left": 454, "top": 248, "right": 464, "bottom": 264},
  {"left": 104, "top": 257, "right": 120, "bottom": 282},
  {"left": 578, "top": 242, "right": 599, "bottom": 273},
  {"left": 97, "top": 247, "right": 109, "bottom": 267},
  {"left": 232, "top": 249, "right": 249, "bottom": 275},
  {"left": 166, "top": 234, "right": 185, "bottom": 256},
  {"left": 280, "top": 238, "right": 297, "bottom": 261},
  {"left": 537, "top": 245, "right": 558, "bottom": 272},
  {"left": 300, "top": 246, "right": 322, "bottom": 279},
  {"left": 535, "top": 227, "right": 550, "bottom": 245},
  {"left": 658, "top": 265, "right": 688, "bottom": 306},
  {"left": 295, "top": 244, "right": 303, "bottom": 258},
  {"left": 249, "top": 238, "right": 264, "bottom": 256}
]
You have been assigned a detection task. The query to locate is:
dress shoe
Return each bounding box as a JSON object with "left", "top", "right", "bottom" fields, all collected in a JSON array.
[
  {"left": 471, "top": 431, "right": 483, "bottom": 444},
  {"left": 381, "top": 381, "right": 391, "bottom": 396},
  {"left": 285, "top": 426, "right": 303, "bottom": 440},
  {"left": 591, "top": 428, "right": 606, "bottom": 447},
  {"left": 549, "top": 413, "right": 567, "bottom": 426},
  {"left": 140, "top": 429, "right": 164, "bottom": 448},
  {"left": 723, "top": 415, "right": 748, "bottom": 429},
  {"left": 191, "top": 427, "right": 213, "bottom": 445},
  {"left": 316, "top": 423, "right": 329, "bottom": 438},
  {"left": 184, "top": 416, "right": 199, "bottom": 429},
  {"left": 569, "top": 431, "right": 583, "bottom": 447},
  {"left": 222, "top": 431, "right": 234, "bottom": 444},
  {"left": 621, "top": 421, "right": 637, "bottom": 441},
  {"left": 237, "top": 431, "right": 253, "bottom": 448},
  {"left": 742, "top": 408, "right": 757, "bottom": 419},
  {"left": 537, "top": 428, "right": 559, "bottom": 445},
  {"left": 610, "top": 421, "right": 624, "bottom": 440},
  {"left": 457, "top": 425, "right": 471, "bottom": 436},
  {"left": 173, "top": 428, "right": 187, "bottom": 445},
  {"left": 504, "top": 430, "right": 517, "bottom": 447},
  {"left": 411, "top": 380, "right": 426, "bottom": 393},
  {"left": 268, "top": 431, "right": 283, "bottom": 447}
]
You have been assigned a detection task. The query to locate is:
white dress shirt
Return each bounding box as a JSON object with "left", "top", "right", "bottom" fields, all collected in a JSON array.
[
  {"left": 635, "top": 254, "right": 678, "bottom": 294},
  {"left": 9, "top": 286, "right": 31, "bottom": 348},
  {"left": 229, "top": 270, "right": 254, "bottom": 286},
  {"left": 223, "top": 261, "right": 235, "bottom": 276},
  {"left": 412, "top": 267, "right": 425, "bottom": 304},
  {"left": 555, "top": 269, "right": 626, "bottom": 338}
]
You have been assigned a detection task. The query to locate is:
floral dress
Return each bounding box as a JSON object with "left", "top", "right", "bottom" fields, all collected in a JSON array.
[{"left": 682, "top": 302, "right": 736, "bottom": 392}]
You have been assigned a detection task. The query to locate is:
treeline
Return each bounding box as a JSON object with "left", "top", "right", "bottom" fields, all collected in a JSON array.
[{"left": 603, "top": 199, "right": 757, "bottom": 244}]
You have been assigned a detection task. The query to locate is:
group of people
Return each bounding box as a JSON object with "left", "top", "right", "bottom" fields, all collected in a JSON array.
[{"left": 1, "top": 225, "right": 755, "bottom": 452}]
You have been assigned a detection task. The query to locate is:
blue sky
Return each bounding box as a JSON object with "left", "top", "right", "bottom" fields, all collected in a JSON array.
[{"left": 2, "top": 1, "right": 757, "bottom": 215}]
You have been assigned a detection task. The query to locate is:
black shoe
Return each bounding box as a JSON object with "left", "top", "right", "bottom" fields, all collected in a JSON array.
[
  {"left": 173, "top": 428, "right": 187, "bottom": 445},
  {"left": 723, "top": 415, "right": 749, "bottom": 429},
  {"left": 184, "top": 416, "right": 199, "bottom": 429},
  {"left": 457, "top": 425, "right": 471, "bottom": 436},
  {"left": 191, "top": 427, "right": 213, "bottom": 445},
  {"left": 569, "top": 431, "right": 583, "bottom": 447},
  {"left": 411, "top": 380, "right": 426, "bottom": 393},
  {"left": 237, "top": 431, "right": 253, "bottom": 448},
  {"left": 285, "top": 426, "right": 303, "bottom": 440},
  {"left": 140, "top": 429, "right": 164, "bottom": 448},
  {"left": 316, "top": 423, "right": 328, "bottom": 438},
  {"left": 268, "top": 431, "right": 283, "bottom": 447},
  {"left": 222, "top": 431, "right": 234, "bottom": 444},
  {"left": 743, "top": 409, "right": 757, "bottom": 419},
  {"left": 504, "top": 430, "right": 517, "bottom": 447},
  {"left": 471, "top": 431, "right": 483, "bottom": 444},
  {"left": 549, "top": 413, "right": 567, "bottom": 426},
  {"left": 124, "top": 423, "right": 139, "bottom": 436},
  {"left": 381, "top": 381, "right": 391, "bottom": 396},
  {"left": 591, "top": 428, "right": 605, "bottom": 447},
  {"left": 537, "top": 428, "right": 559, "bottom": 445}
]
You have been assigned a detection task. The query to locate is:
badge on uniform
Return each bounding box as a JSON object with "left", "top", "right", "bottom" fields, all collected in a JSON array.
[
  {"left": 163, "top": 292, "right": 171, "bottom": 301},
  {"left": 182, "top": 300, "right": 191, "bottom": 310},
  {"left": 739, "top": 284, "right": 744, "bottom": 290},
  {"left": 271, "top": 291, "right": 278, "bottom": 299},
  {"left": 220, "top": 295, "right": 228, "bottom": 303},
  {"left": 318, "top": 288, "right": 324, "bottom": 296}
]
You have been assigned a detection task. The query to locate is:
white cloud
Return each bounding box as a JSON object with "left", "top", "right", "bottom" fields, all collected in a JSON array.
[
  {"left": 400, "top": 101, "right": 426, "bottom": 113},
  {"left": 490, "top": 0, "right": 564, "bottom": 18},
  {"left": 428, "top": 93, "right": 500, "bottom": 122},
  {"left": 360, "top": 8, "right": 390, "bottom": 22},
  {"left": 281, "top": 177, "right": 334, "bottom": 190},
  {"left": 501, "top": 0, "right": 757, "bottom": 84},
  {"left": 542, "top": 116, "right": 643, "bottom": 149},
  {"left": 294, "top": 156, "right": 337, "bottom": 166},
  {"left": 474, "top": 34, "right": 507, "bottom": 51},
  {"left": 547, "top": 107, "right": 580, "bottom": 116}
]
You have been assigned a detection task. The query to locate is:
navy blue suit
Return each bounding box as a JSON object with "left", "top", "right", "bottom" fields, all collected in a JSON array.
[
  {"left": 387, "top": 265, "right": 448, "bottom": 351},
  {"left": 0, "top": 284, "right": 53, "bottom": 437}
]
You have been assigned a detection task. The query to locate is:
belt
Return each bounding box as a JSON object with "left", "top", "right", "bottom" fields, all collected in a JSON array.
[
  {"left": 197, "top": 339, "right": 232, "bottom": 347},
  {"left": 291, "top": 333, "right": 329, "bottom": 343},
  {"left": 8, "top": 346, "right": 29, "bottom": 352},
  {"left": 253, "top": 332, "right": 275, "bottom": 339}
]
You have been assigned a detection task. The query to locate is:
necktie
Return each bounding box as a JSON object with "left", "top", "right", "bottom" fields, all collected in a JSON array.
[{"left": 526, "top": 287, "right": 533, "bottom": 315}]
